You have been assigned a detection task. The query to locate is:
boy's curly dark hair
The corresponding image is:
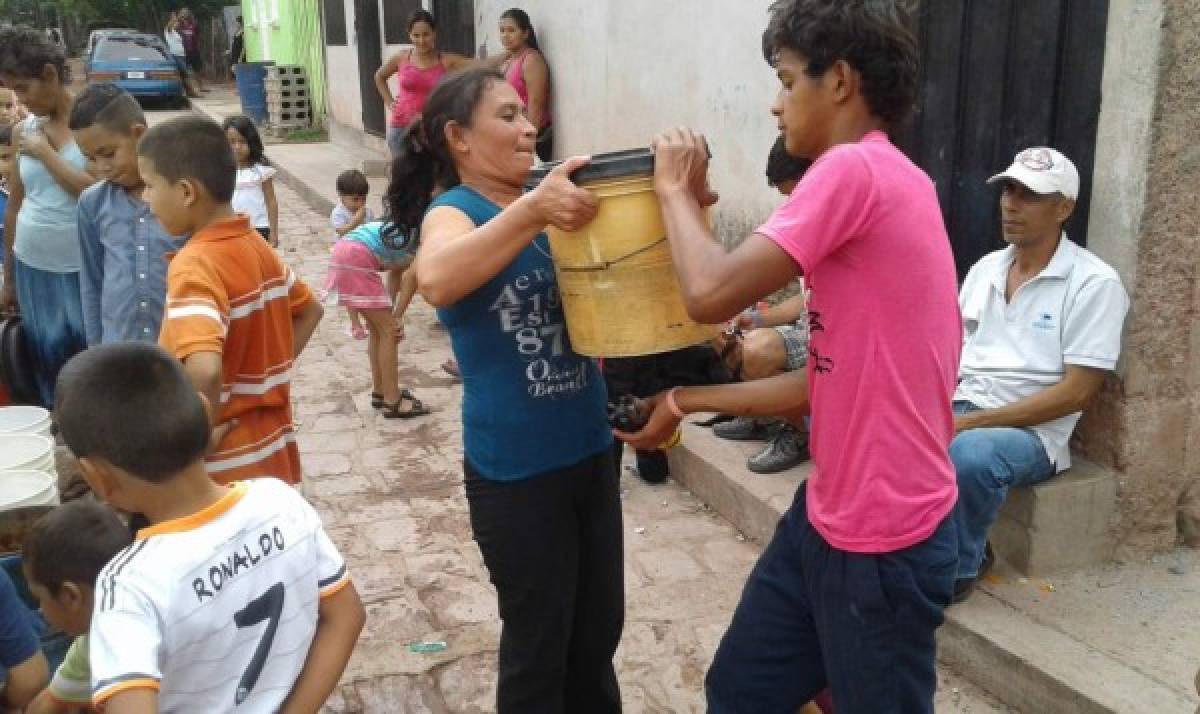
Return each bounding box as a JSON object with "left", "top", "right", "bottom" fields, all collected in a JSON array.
[
  {"left": 0, "top": 25, "right": 67, "bottom": 81},
  {"left": 762, "top": 0, "right": 918, "bottom": 129}
]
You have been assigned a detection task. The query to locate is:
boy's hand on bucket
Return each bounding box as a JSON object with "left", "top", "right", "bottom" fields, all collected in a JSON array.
[
  {"left": 651, "top": 128, "right": 719, "bottom": 207},
  {"left": 613, "top": 392, "right": 682, "bottom": 451},
  {"left": 530, "top": 155, "right": 599, "bottom": 231}
]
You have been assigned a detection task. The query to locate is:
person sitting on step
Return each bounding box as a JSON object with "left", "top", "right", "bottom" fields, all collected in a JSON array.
[
  {"left": 949, "top": 147, "right": 1129, "bottom": 603},
  {"left": 708, "top": 137, "right": 812, "bottom": 475}
]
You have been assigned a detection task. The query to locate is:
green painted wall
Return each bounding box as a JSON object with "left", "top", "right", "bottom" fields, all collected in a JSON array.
[{"left": 242, "top": 0, "right": 327, "bottom": 125}]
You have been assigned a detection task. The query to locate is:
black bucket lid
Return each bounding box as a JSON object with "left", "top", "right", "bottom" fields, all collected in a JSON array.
[{"left": 526, "top": 147, "right": 654, "bottom": 190}]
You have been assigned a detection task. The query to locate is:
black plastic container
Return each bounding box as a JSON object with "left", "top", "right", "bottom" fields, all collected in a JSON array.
[{"left": 526, "top": 147, "right": 655, "bottom": 190}]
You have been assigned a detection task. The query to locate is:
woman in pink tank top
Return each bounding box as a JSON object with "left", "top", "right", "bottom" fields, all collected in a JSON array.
[
  {"left": 375, "top": 10, "right": 472, "bottom": 157},
  {"left": 498, "top": 8, "right": 553, "bottom": 161}
]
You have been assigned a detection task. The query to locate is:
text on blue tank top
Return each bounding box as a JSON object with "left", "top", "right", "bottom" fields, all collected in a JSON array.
[{"left": 428, "top": 185, "right": 611, "bottom": 481}]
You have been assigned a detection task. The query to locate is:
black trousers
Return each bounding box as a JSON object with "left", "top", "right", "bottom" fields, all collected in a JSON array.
[
  {"left": 465, "top": 450, "right": 625, "bottom": 714},
  {"left": 604, "top": 346, "right": 732, "bottom": 477}
]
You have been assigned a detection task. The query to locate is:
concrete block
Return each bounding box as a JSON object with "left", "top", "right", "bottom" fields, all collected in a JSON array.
[
  {"left": 993, "top": 460, "right": 1118, "bottom": 575},
  {"left": 265, "top": 64, "right": 306, "bottom": 78},
  {"left": 362, "top": 158, "right": 391, "bottom": 178}
]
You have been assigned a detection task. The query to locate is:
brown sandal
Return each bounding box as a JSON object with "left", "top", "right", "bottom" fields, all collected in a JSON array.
[
  {"left": 373, "top": 388, "right": 414, "bottom": 409},
  {"left": 381, "top": 393, "right": 430, "bottom": 419}
]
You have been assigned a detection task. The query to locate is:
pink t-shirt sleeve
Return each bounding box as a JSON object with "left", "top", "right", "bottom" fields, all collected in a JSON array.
[{"left": 755, "top": 146, "right": 878, "bottom": 276}]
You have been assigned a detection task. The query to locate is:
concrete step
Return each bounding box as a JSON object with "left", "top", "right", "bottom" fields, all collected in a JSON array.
[
  {"left": 328, "top": 118, "right": 390, "bottom": 162},
  {"left": 942, "top": 592, "right": 1193, "bottom": 713},
  {"left": 667, "top": 420, "right": 1193, "bottom": 714}
]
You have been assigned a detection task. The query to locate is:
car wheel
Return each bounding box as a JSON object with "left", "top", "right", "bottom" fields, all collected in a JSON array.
[{"left": 173, "top": 94, "right": 191, "bottom": 110}]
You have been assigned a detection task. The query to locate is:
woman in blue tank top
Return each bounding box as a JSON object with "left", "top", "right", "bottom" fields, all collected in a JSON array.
[
  {"left": 386, "top": 68, "right": 622, "bottom": 712},
  {"left": 0, "top": 27, "right": 95, "bottom": 407}
]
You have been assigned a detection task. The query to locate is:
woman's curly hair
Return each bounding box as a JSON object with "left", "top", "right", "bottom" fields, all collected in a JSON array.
[
  {"left": 0, "top": 25, "right": 66, "bottom": 81},
  {"left": 762, "top": 0, "right": 918, "bottom": 129}
]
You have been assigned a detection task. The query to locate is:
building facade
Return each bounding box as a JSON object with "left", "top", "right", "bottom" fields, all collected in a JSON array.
[{"left": 243, "top": 0, "right": 329, "bottom": 124}]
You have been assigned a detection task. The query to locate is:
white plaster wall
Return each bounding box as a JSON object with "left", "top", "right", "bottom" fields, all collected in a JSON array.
[
  {"left": 474, "top": 0, "right": 784, "bottom": 238},
  {"left": 325, "top": 0, "right": 363, "bottom": 130},
  {"left": 326, "top": 0, "right": 428, "bottom": 132}
]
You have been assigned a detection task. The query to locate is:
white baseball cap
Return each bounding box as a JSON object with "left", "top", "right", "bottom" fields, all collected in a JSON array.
[{"left": 987, "top": 147, "right": 1079, "bottom": 200}]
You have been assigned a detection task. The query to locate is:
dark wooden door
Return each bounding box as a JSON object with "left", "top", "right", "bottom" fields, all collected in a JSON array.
[
  {"left": 433, "top": 0, "right": 475, "bottom": 57},
  {"left": 899, "top": 0, "right": 1109, "bottom": 278},
  {"left": 354, "top": 0, "right": 386, "bottom": 136}
]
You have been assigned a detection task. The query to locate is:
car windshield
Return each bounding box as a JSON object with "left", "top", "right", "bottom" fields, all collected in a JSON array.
[
  {"left": 96, "top": 38, "right": 167, "bottom": 62},
  {"left": 91, "top": 29, "right": 133, "bottom": 45}
]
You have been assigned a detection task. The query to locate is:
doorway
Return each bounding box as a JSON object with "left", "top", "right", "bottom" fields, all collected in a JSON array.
[
  {"left": 900, "top": 1, "right": 1110, "bottom": 278},
  {"left": 432, "top": 0, "right": 475, "bottom": 57},
  {"left": 354, "top": 0, "right": 386, "bottom": 136}
]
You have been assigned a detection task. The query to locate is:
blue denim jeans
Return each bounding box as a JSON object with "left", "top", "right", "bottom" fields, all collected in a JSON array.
[
  {"left": 385, "top": 126, "right": 405, "bottom": 158},
  {"left": 950, "top": 400, "right": 1055, "bottom": 579},
  {"left": 13, "top": 258, "right": 87, "bottom": 407},
  {"left": 705, "top": 483, "right": 957, "bottom": 714}
]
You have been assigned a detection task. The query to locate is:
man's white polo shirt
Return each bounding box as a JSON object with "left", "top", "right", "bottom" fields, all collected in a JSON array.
[{"left": 954, "top": 235, "right": 1129, "bottom": 471}]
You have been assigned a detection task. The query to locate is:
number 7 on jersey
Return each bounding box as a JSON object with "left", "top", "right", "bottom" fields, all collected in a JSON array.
[{"left": 233, "top": 582, "right": 285, "bottom": 705}]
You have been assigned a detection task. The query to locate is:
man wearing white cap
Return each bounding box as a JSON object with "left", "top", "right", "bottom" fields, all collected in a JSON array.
[{"left": 950, "top": 147, "right": 1130, "bottom": 602}]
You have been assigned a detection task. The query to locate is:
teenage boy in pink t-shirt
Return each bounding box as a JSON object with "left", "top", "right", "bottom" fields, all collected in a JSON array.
[{"left": 615, "top": 2, "right": 961, "bottom": 712}]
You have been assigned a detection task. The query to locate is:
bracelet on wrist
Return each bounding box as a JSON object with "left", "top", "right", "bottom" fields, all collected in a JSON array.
[{"left": 665, "top": 387, "right": 686, "bottom": 419}]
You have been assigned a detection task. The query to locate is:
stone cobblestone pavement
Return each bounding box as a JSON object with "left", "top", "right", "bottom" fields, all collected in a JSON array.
[{"left": 270, "top": 178, "right": 1009, "bottom": 713}]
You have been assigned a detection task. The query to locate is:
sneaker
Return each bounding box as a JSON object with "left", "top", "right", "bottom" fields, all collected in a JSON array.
[
  {"left": 694, "top": 413, "right": 737, "bottom": 428},
  {"left": 951, "top": 542, "right": 995, "bottom": 604},
  {"left": 713, "top": 416, "right": 777, "bottom": 441},
  {"left": 747, "top": 424, "right": 810, "bottom": 473}
]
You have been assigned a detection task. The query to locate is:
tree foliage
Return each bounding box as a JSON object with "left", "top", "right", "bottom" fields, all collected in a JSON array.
[{"left": 1, "top": 0, "right": 230, "bottom": 34}]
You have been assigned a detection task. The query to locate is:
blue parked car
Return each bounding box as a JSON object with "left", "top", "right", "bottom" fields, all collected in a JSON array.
[{"left": 87, "top": 33, "right": 187, "bottom": 107}]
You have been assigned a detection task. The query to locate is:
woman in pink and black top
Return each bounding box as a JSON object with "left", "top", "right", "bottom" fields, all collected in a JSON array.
[
  {"left": 375, "top": 10, "right": 472, "bottom": 157},
  {"left": 497, "top": 8, "right": 552, "bottom": 161}
]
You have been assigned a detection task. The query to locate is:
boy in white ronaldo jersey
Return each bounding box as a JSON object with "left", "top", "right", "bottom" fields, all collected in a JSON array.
[{"left": 53, "top": 343, "right": 365, "bottom": 713}]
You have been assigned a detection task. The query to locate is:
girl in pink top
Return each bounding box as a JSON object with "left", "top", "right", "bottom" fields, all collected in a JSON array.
[
  {"left": 375, "top": 10, "right": 471, "bottom": 157},
  {"left": 498, "top": 8, "right": 553, "bottom": 161}
]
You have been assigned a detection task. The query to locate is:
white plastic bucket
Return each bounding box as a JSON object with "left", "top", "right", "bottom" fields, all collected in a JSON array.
[
  {"left": 0, "top": 470, "right": 58, "bottom": 510},
  {"left": 0, "top": 407, "right": 52, "bottom": 439},
  {"left": 0, "top": 434, "right": 55, "bottom": 472},
  {"left": 22, "top": 452, "right": 55, "bottom": 474}
]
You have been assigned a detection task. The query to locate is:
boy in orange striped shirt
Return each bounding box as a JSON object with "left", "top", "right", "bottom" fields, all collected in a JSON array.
[{"left": 136, "top": 116, "right": 323, "bottom": 484}]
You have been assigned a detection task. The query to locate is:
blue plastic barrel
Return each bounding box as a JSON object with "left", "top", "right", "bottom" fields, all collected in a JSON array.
[{"left": 234, "top": 61, "right": 274, "bottom": 124}]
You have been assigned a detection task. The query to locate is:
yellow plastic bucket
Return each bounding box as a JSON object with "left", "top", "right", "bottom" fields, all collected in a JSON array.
[{"left": 534, "top": 150, "right": 719, "bottom": 357}]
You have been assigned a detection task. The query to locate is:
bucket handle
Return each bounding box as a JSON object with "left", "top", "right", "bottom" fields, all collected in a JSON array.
[{"left": 557, "top": 237, "right": 668, "bottom": 273}]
